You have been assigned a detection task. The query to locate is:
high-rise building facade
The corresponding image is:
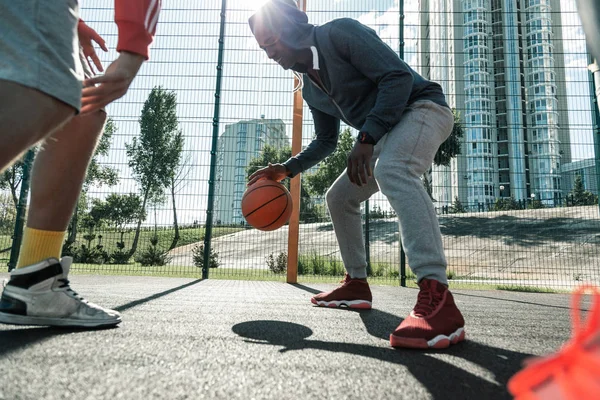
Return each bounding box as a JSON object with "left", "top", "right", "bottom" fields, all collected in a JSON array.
[
  {"left": 420, "top": 0, "right": 570, "bottom": 208},
  {"left": 214, "top": 117, "right": 288, "bottom": 225}
]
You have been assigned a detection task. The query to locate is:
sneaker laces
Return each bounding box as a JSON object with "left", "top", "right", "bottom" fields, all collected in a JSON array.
[
  {"left": 508, "top": 285, "right": 600, "bottom": 398},
  {"left": 413, "top": 280, "right": 444, "bottom": 317},
  {"left": 57, "top": 278, "right": 87, "bottom": 302}
]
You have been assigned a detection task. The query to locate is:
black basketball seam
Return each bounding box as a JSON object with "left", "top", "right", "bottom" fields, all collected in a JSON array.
[
  {"left": 258, "top": 191, "right": 291, "bottom": 229},
  {"left": 244, "top": 191, "right": 288, "bottom": 218}
]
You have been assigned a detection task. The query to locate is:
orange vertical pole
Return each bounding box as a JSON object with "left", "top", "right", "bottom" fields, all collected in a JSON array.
[{"left": 287, "top": 0, "right": 306, "bottom": 284}]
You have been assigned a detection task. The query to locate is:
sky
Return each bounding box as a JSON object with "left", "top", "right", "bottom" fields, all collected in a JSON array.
[{"left": 73, "top": 0, "right": 595, "bottom": 226}]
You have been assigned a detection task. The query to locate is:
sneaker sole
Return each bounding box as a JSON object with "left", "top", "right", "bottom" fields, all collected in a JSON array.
[
  {"left": 390, "top": 327, "right": 465, "bottom": 349},
  {"left": 310, "top": 298, "right": 372, "bottom": 309},
  {"left": 0, "top": 312, "right": 121, "bottom": 328}
]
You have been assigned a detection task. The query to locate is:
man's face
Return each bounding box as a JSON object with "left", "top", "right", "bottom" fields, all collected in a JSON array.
[{"left": 253, "top": 25, "right": 299, "bottom": 70}]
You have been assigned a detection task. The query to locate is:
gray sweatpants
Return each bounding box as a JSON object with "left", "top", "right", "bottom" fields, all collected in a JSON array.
[{"left": 326, "top": 100, "right": 454, "bottom": 284}]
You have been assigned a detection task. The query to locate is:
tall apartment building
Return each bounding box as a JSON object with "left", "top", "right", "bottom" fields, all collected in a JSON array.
[
  {"left": 214, "top": 117, "right": 289, "bottom": 225},
  {"left": 420, "top": 0, "right": 571, "bottom": 208}
]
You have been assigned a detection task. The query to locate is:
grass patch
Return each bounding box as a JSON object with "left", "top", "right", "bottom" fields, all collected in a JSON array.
[
  {"left": 68, "top": 265, "right": 567, "bottom": 291},
  {"left": 495, "top": 285, "right": 564, "bottom": 293},
  {"left": 84, "top": 226, "right": 244, "bottom": 254}
]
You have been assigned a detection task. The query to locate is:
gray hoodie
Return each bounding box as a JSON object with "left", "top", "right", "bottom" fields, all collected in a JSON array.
[{"left": 282, "top": 17, "right": 449, "bottom": 177}]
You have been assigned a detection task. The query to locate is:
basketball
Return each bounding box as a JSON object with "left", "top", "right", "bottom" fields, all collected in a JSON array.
[{"left": 241, "top": 179, "right": 293, "bottom": 231}]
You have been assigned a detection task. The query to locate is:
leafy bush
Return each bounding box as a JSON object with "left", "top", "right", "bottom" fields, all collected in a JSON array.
[
  {"left": 110, "top": 250, "right": 131, "bottom": 264},
  {"left": 135, "top": 235, "right": 172, "bottom": 267},
  {"left": 266, "top": 252, "right": 287, "bottom": 274},
  {"left": 329, "top": 258, "right": 345, "bottom": 276},
  {"left": 135, "top": 245, "right": 172, "bottom": 266},
  {"left": 61, "top": 242, "right": 76, "bottom": 258},
  {"left": 368, "top": 204, "right": 386, "bottom": 219},
  {"left": 493, "top": 196, "right": 521, "bottom": 211},
  {"left": 450, "top": 197, "right": 466, "bottom": 214},
  {"left": 73, "top": 244, "right": 109, "bottom": 264},
  {"left": 191, "top": 243, "right": 220, "bottom": 269}
]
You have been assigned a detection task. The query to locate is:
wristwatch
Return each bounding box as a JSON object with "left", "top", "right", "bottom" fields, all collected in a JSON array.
[{"left": 357, "top": 131, "right": 376, "bottom": 145}]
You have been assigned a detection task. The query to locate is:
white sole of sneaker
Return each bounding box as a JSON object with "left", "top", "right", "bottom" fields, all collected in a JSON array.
[
  {"left": 311, "top": 298, "right": 372, "bottom": 309},
  {"left": 390, "top": 327, "right": 465, "bottom": 349},
  {"left": 0, "top": 312, "right": 121, "bottom": 328}
]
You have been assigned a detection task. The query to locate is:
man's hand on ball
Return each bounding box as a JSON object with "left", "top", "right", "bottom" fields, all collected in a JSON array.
[{"left": 248, "top": 163, "right": 289, "bottom": 186}]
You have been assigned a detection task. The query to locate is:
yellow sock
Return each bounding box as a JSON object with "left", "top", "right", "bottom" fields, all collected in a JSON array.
[{"left": 16, "top": 228, "right": 66, "bottom": 269}]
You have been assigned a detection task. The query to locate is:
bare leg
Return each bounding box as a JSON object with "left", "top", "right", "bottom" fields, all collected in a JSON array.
[
  {"left": 27, "top": 110, "right": 107, "bottom": 231},
  {"left": 0, "top": 80, "right": 75, "bottom": 173}
]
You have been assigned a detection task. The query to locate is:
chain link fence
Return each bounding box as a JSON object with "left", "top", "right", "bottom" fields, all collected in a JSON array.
[{"left": 1, "top": 0, "right": 599, "bottom": 290}]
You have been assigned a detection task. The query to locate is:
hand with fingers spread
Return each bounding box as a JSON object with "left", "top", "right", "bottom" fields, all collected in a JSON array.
[
  {"left": 81, "top": 52, "right": 144, "bottom": 114},
  {"left": 78, "top": 20, "right": 108, "bottom": 73},
  {"left": 248, "top": 163, "right": 289, "bottom": 186},
  {"left": 347, "top": 142, "right": 374, "bottom": 186}
]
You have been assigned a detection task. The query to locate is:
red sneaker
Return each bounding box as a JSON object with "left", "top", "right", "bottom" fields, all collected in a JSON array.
[
  {"left": 508, "top": 285, "right": 600, "bottom": 400},
  {"left": 390, "top": 278, "right": 465, "bottom": 349},
  {"left": 311, "top": 274, "right": 372, "bottom": 309}
]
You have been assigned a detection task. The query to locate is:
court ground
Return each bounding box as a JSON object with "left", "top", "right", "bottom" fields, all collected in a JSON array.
[{"left": 0, "top": 274, "right": 584, "bottom": 400}]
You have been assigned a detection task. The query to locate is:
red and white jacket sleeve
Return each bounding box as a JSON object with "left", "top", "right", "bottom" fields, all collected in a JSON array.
[{"left": 114, "top": 0, "right": 161, "bottom": 60}]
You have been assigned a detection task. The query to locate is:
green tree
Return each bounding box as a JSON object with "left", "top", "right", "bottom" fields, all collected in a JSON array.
[
  {"left": 84, "top": 118, "right": 120, "bottom": 190},
  {"left": 527, "top": 196, "right": 545, "bottom": 209},
  {"left": 568, "top": 174, "right": 598, "bottom": 206},
  {"left": 168, "top": 143, "right": 189, "bottom": 250},
  {"left": 304, "top": 128, "right": 354, "bottom": 196},
  {"left": 434, "top": 109, "right": 464, "bottom": 167},
  {"left": 126, "top": 87, "right": 182, "bottom": 257},
  {"left": 0, "top": 192, "right": 16, "bottom": 235},
  {"left": 424, "top": 109, "right": 465, "bottom": 200},
  {"left": 493, "top": 195, "right": 521, "bottom": 211},
  {"left": 0, "top": 158, "right": 24, "bottom": 210},
  {"left": 93, "top": 193, "right": 146, "bottom": 246},
  {"left": 368, "top": 204, "right": 386, "bottom": 219},
  {"left": 450, "top": 196, "right": 466, "bottom": 214},
  {"left": 66, "top": 118, "right": 120, "bottom": 246}
]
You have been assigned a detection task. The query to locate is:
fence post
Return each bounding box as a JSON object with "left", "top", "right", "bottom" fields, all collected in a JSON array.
[
  {"left": 364, "top": 201, "right": 371, "bottom": 276},
  {"left": 286, "top": 0, "right": 307, "bottom": 284},
  {"left": 7, "top": 149, "right": 36, "bottom": 271},
  {"left": 587, "top": 57, "right": 600, "bottom": 213},
  {"left": 398, "top": 1, "right": 406, "bottom": 287},
  {"left": 202, "top": 0, "right": 227, "bottom": 280},
  {"left": 400, "top": 242, "right": 406, "bottom": 287}
]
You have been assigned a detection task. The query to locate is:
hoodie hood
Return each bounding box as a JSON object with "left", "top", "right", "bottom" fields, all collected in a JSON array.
[{"left": 249, "top": 0, "right": 316, "bottom": 53}]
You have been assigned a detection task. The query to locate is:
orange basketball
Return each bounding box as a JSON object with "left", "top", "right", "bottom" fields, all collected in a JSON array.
[{"left": 242, "top": 179, "right": 293, "bottom": 231}]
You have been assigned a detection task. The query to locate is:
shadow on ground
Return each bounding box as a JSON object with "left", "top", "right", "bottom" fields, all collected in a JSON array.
[
  {"left": 0, "top": 279, "right": 205, "bottom": 358},
  {"left": 276, "top": 283, "right": 532, "bottom": 399},
  {"left": 233, "top": 317, "right": 529, "bottom": 400}
]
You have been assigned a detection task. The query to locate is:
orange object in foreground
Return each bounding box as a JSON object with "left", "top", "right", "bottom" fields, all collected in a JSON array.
[
  {"left": 242, "top": 179, "right": 293, "bottom": 231},
  {"left": 508, "top": 285, "right": 600, "bottom": 400}
]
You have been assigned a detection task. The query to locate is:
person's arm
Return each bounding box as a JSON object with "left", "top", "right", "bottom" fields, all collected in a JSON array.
[
  {"left": 80, "top": 1, "right": 161, "bottom": 114},
  {"left": 114, "top": 0, "right": 161, "bottom": 59},
  {"left": 283, "top": 105, "right": 340, "bottom": 178},
  {"left": 78, "top": 20, "right": 108, "bottom": 73},
  {"left": 330, "top": 19, "right": 414, "bottom": 144}
]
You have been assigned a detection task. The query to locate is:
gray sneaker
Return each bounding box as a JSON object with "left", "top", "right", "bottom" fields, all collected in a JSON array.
[{"left": 0, "top": 257, "right": 121, "bottom": 327}]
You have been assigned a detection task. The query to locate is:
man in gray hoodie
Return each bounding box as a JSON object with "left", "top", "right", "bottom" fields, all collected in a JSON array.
[{"left": 248, "top": 0, "right": 465, "bottom": 349}]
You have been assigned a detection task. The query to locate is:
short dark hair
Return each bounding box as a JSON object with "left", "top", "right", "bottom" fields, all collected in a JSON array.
[{"left": 248, "top": 0, "right": 302, "bottom": 34}]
